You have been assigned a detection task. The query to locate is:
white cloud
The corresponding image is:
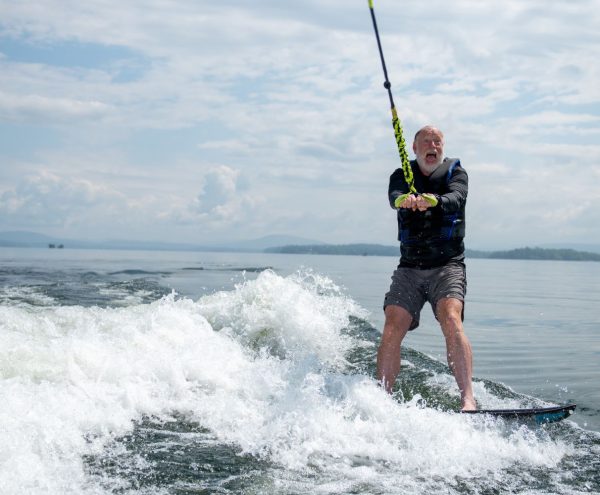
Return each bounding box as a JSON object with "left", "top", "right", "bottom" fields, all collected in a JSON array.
[
  {"left": 0, "top": 0, "right": 599, "bottom": 247},
  {"left": 161, "top": 165, "right": 264, "bottom": 230},
  {"left": 0, "top": 91, "right": 111, "bottom": 122},
  {"left": 0, "top": 170, "right": 127, "bottom": 228}
]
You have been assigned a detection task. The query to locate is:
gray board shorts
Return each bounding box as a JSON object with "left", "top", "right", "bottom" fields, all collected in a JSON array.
[{"left": 383, "top": 258, "right": 466, "bottom": 330}]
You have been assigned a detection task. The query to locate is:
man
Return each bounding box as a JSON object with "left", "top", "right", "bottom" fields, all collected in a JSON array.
[{"left": 376, "top": 125, "right": 476, "bottom": 411}]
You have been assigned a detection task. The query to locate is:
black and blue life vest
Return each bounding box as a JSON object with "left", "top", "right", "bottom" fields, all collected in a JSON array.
[{"left": 390, "top": 158, "right": 467, "bottom": 268}]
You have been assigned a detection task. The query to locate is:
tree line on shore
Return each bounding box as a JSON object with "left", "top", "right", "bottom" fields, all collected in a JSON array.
[{"left": 265, "top": 244, "right": 600, "bottom": 261}]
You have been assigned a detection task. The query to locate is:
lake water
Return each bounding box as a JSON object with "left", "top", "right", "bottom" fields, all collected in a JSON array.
[{"left": 1, "top": 247, "right": 598, "bottom": 494}]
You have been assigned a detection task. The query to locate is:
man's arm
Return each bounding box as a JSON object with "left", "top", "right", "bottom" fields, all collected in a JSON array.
[
  {"left": 388, "top": 169, "right": 409, "bottom": 209},
  {"left": 437, "top": 165, "right": 468, "bottom": 213}
]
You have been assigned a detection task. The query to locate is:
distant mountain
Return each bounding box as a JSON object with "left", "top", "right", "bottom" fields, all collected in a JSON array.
[
  {"left": 0, "top": 231, "right": 68, "bottom": 247},
  {"left": 213, "top": 235, "right": 325, "bottom": 251},
  {"left": 0, "top": 231, "right": 324, "bottom": 252},
  {"left": 87, "top": 234, "right": 325, "bottom": 252},
  {"left": 2, "top": 231, "right": 598, "bottom": 261}
]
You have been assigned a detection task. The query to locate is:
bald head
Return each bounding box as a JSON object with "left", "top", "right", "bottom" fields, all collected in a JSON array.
[{"left": 414, "top": 125, "right": 444, "bottom": 143}]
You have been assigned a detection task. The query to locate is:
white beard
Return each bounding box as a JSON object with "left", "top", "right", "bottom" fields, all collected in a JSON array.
[{"left": 416, "top": 155, "right": 444, "bottom": 175}]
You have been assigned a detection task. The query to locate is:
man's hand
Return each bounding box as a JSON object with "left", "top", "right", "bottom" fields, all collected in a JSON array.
[
  {"left": 395, "top": 193, "right": 438, "bottom": 211},
  {"left": 420, "top": 193, "right": 438, "bottom": 207}
]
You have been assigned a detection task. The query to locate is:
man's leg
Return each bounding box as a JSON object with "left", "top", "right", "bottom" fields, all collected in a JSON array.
[
  {"left": 377, "top": 305, "right": 412, "bottom": 393},
  {"left": 436, "top": 297, "right": 476, "bottom": 410}
]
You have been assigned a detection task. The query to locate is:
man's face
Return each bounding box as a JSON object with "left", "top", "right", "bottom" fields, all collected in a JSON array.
[{"left": 413, "top": 129, "right": 444, "bottom": 175}]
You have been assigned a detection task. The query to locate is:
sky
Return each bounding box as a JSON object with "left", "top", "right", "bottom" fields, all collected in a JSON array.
[{"left": 1, "top": 0, "right": 599, "bottom": 250}]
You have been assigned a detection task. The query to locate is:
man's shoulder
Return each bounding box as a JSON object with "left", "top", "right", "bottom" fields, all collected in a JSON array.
[
  {"left": 427, "top": 158, "right": 463, "bottom": 181},
  {"left": 389, "top": 167, "right": 406, "bottom": 180},
  {"left": 443, "top": 158, "right": 467, "bottom": 179},
  {"left": 391, "top": 160, "right": 419, "bottom": 173},
  {"left": 443, "top": 157, "right": 462, "bottom": 168}
]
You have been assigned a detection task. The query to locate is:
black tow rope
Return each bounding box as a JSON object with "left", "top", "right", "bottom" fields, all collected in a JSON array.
[
  {"left": 367, "top": 1, "right": 438, "bottom": 207},
  {"left": 367, "top": 0, "right": 415, "bottom": 198}
]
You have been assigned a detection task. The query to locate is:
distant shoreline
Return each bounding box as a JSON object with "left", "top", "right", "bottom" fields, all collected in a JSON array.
[
  {"left": 1, "top": 230, "right": 599, "bottom": 262},
  {"left": 265, "top": 244, "right": 600, "bottom": 262}
]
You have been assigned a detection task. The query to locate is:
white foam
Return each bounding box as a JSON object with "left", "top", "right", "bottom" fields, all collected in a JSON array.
[
  {"left": 0, "top": 271, "right": 577, "bottom": 494},
  {"left": 197, "top": 269, "right": 364, "bottom": 366},
  {"left": 0, "top": 285, "right": 56, "bottom": 306}
]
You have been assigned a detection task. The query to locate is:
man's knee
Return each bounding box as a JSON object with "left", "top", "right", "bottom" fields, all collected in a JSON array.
[
  {"left": 437, "top": 297, "right": 462, "bottom": 317},
  {"left": 384, "top": 305, "right": 412, "bottom": 333},
  {"left": 436, "top": 298, "right": 464, "bottom": 333}
]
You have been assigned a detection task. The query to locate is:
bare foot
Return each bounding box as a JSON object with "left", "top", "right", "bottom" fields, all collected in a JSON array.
[{"left": 461, "top": 398, "right": 477, "bottom": 411}]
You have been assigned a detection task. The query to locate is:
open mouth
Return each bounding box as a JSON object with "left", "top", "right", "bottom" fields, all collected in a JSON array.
[{"left": 426, "top": 152, "right": 437, "bottom": 160}]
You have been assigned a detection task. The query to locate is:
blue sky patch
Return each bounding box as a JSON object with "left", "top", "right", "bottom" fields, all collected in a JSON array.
[{"left": 0, "top": 36, "right": 149, "bottom": 82}]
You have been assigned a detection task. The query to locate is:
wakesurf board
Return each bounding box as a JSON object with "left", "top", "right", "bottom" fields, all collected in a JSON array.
[{"left": 461, "top": 403, "right": 576, "bottom": 424}]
